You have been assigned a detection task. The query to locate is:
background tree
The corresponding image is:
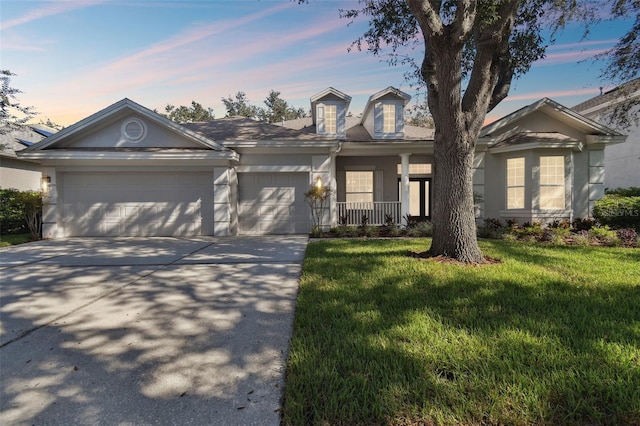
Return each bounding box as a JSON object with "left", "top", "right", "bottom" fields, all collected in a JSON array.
[
  {"left": 595, "top": 0, "right": 639, "bottom": 129},
  {"left": 221, "top": 91, "right": 259, "bottom": 118},
  {"left": 316, "top": 0, "right": 606, "bottom": 263},
  {"left": 1, "top": 70, "right": 36, "bottom": 135},
  {"left": 259, "top": 90, "right": 308, "bottom": 123},
  {"left": 161, "top": 101, "right": 214, "bottom": 123}
]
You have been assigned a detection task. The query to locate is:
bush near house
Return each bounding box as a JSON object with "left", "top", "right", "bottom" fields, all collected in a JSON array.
[
  {"left": 0, "top": 188, "right": 42, "bottom": 240},
  {"left": 593, "top": 189, "right": 640, "bottom": 230}
]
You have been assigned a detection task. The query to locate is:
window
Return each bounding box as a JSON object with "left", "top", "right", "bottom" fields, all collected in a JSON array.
[
  {"left": 506, "top": 157, "right": 525, "bottom": 209},
  {"left": 346, "top": 171, "right": 373, "bottom": 203},
  {"left": 324, "top": 105, "right": 336, "bottom": 134},
  {"left": 396, "top": 163, "right": 432, "bottom": 175},
  {"left": 540, "top": 156, "right": 565, "bottom": 209},
  {"left": 383, "top": 104, "right": 396, "bottom": 132}
]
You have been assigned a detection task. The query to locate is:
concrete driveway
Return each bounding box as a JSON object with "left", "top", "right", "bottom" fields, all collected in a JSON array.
[{"left": 0, "top": 236, "right": 308, "bottom": 426}]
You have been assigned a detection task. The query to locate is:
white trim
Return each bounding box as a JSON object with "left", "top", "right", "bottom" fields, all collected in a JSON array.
[
  {"left": 489, "top": 141, "right": 583, "bottom": 154},
  {"left": 18, "top": 150, "right": 238, "bottom": 161},
  {"left": 235, "top": 165, "right": 311, "bottom": 172}
]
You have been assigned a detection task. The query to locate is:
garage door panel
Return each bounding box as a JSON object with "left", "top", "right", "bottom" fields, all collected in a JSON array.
[
  {"left": 62, "top": 172, "right": 213, "bottom": 237},
  {"left": 238, "top": 172, "right": 309, "bottom": 235}
]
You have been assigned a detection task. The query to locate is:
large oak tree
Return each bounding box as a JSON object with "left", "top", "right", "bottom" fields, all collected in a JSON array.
[{"left": 302, "top": 0, "right": 633, "bottom": 263}]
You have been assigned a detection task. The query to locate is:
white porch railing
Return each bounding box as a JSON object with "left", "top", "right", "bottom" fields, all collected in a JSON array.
[{"left": 336, "top": 201, "right": 402, "bottom": 226}]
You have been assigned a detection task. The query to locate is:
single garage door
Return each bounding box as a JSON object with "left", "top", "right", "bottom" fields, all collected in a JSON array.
[
  {"left": 238, "top": 172, "right": 310, "bottom": 235},
  {"left": 61, "top": 172, "right": 214, "bottom": 236}
]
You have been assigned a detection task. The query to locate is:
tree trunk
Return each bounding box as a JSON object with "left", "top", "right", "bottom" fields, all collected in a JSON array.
[
  {"left": 428, "top": 130, "right": 483, "bottom": 262},
  {"left": 425, "top": 39, "right": 484, "bottom": 263}
]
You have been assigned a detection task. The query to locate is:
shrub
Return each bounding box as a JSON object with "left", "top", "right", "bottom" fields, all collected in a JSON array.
[
  {"left": 589, "top": 226, "right": 620, "bottom": 246},
  {"left": 572, "top": 217, "right": 597, "bottom": 231},
  {"left": 0, "top": 188, "right": 27, "bottom": 234},
  {"left": 592, "top": 194, "right": 640, "bottom": 230},
  {"left": 571, "top": 230, "right": 592, "bottom": 246},
  {"left": 605, "top": 186, "right": 640, "bottom": 196},
  {"left": 0, "top": 189, "right": 42, "bottom": 239},
  {"left": 406, "top": 221, "right": 433, "bottom": 237}
]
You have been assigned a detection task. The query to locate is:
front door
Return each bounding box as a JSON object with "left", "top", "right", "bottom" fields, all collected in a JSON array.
[{"left": 399, "top": 177, "right": 431, "bottom": 221}]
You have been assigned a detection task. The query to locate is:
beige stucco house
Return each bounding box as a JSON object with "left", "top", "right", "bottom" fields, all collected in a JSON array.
[{"left": 17, "top": 87, "right": 626, "bottom": 238}]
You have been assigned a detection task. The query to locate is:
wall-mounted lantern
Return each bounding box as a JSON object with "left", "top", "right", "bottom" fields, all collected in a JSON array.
[
  {"left": 41, "top": 176, "right": 51, "bottom": 193},
  {"left": 315, "top": 176, "right": 323, "bottom": 188}
]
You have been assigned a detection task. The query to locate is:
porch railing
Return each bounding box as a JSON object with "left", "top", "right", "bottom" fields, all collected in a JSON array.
[{"left": 336, "top": 201, "right": 402, "bottom": 226}]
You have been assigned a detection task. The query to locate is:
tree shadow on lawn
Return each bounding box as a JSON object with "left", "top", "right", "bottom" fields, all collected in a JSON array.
[{"left": 286, "top": 241, "right": 640, "bottom": 425}]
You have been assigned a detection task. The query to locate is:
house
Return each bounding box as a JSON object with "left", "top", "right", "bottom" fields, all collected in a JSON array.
[
  {"left": 0, "top": 125, "right": 53, "bottom": 191},
  {"left": 17, "top": 87, "right": 626, "bottom": 238},
  {"left": 572, "top": 78, "right": 640, "bottom": 190}
]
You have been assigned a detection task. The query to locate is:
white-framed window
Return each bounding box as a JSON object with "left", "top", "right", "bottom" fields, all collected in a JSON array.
[
  {"left": 506, "top": 157, "right": 525, "bottom": 209},
  {"left": 346, "top": 171, "right": 373, "bottom": 203},
  {"left": 383, "top": 104, "right": 396, "bottom": 132},
  {"left": 324, "top": 104, "right": 337, "bottom": 134},
  {"left": 539, "top": 155, "right": 565, "bottom": 209},
  {"left": 396, "top": 163, "right": 432, "bottom": 175}
]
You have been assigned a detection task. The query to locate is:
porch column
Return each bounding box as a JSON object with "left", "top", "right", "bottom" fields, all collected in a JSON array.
[
  {"left": 330, "top": 151, "right": 337, "bottom": 228},
  {"left": 400, "top": 153, "right": 411, "bottom": 224}
]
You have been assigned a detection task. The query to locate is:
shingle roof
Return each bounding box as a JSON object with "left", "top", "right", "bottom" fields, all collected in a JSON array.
[
  {"left": 572, "top": 78, "right": 640, "bottom": 113},
  {"left": 184, "top": 115, "right": 434, "bottom": 142}
]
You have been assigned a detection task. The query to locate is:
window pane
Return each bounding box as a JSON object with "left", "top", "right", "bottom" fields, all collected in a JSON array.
[
  {"left": 346, "top": 171, "right": 373, "bottom": 204},
  {"left": 346, "top": 193, "right": 373, "bottom": 203},
  {"left": 325, "top": 105, "right": 336, "bottom": 133},
  {"left": 540, "top": 156, "right": 564, "bottom": 185},
  {"left": 540, "top": 156, "right": 565, "bottom": 209},
  {"left": 383, "top": 104, "right": 395, "bottom": 132},
  {"left": 397, "top": 163, "right": 433, "bottom": 175},
  {"left": 507, "top": 188, "right": 524, "bottom": 209},
  {"left": 506, "top": 157, "right": 525, "bottom": 209},
  {"left": 540, "top": 187, "right": 564, "bottom": 209}
]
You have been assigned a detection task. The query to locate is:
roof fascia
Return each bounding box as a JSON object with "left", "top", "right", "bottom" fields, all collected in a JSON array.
[
  {"left": 488, "top": 140, "right": 583, "bottom": 154},
  {"left": 17, "top": 149, "right": 239, "bottom": 161}
]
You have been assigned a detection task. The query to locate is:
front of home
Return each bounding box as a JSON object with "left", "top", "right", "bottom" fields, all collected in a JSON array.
[{"left": 17, "top": 87, "right": 626, "bottom": 238}]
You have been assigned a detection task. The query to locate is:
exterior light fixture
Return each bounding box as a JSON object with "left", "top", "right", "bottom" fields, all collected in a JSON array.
[
  {"left": 315, "top": 176, "right": 323, "bottom": 188},
  {"left": 41, "top": 176, "right": 51, "bottom": 193}
]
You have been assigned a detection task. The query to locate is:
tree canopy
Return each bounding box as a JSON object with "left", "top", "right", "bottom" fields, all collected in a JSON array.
[
  {"left": 160, "top": 101, "right": 215, "bottom": 123},
  {"left": 1, "top": 70, "right": 36, "bottom": 135},
  {"left": 222, "top": 90, "right": 308, "bottom": 123}
]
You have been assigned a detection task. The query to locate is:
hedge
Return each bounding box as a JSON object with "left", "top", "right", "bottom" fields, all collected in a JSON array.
[{"left": 593, "top": 194, "right": 640, "bottom": 230}]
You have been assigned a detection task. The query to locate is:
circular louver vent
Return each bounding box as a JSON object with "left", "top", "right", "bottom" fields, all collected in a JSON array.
[{"left": 121, "top": 118, "right": 146, "bottom": 142}]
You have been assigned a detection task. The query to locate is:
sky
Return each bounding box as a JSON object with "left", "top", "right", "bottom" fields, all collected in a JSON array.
[{"left": 0, "top": 0, "right": 635, "bottom": 127}]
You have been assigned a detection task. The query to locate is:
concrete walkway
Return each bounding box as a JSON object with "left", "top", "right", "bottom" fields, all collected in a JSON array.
[{"left": 0, "top": 236, "right": 308, "bottom": 426}]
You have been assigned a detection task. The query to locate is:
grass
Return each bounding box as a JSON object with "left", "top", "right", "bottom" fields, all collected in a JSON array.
[
  {"left": 283, "top": 239, "right": 640, "bottom": 425},
  {"left": 0, "top": 233, "right": 33, "bottom": 247}
]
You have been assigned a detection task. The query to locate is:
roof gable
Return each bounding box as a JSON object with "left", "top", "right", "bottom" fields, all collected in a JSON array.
[
  {"left": 24, "top": 98, "right": 227, "bottom": 152},
  {"left": 310, "top": 87, "right": 352, "bottom": 125},
  {"left": 481, "top": 97, "right": 622, "bottom": 139}
]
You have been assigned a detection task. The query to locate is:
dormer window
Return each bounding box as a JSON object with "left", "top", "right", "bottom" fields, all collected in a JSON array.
[
  {"left": 311, "top": 87, "right": 352, "bottom": 137},
  {"left": 361, "top": 87, "right": 411, "bottom": 140}
]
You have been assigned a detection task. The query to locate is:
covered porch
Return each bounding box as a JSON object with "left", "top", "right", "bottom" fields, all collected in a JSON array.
[{"left": 331, "top": 147, "right": 434, "bottom": 227}]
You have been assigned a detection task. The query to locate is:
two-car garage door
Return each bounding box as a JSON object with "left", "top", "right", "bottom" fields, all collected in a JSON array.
[
  {"left": 61, "top": 172, "right": 213, "bottom": 237},
  {"left": 60, "top": 171, "right": 310, "bottom": 237}
]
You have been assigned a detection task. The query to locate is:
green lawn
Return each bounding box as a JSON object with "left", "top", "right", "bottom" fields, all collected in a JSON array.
[
  {"left": 283, "top": 239, "right": 640, "bottom": 425},
  {"left": 0, "top": 233, "right": 33, "bottom": 247}
]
